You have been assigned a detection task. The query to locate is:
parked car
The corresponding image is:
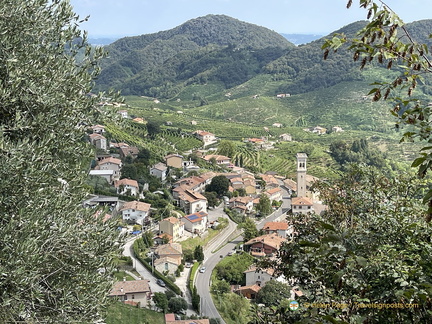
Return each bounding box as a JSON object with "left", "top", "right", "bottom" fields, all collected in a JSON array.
[
  {"left": 199, "top": 266, "right": 206, "bottom": 273},
  {"left": 156, "top": 279, "right": 166, "bottom": 287},
  {"left": 227, "top": 251, "right": 234, "bottom": 256},
  {"left": 185, "top": 262, "right": 192, "bottom": 268}
]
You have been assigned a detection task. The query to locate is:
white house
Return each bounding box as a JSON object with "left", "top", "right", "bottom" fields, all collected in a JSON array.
[
  {"left": 193, "top": 130, "right": 217, "bottom": 146},
  {"left": 150, "top": 162, "right": 168, "bottom": 181},
  {"left": 262, "top": 221, "right": 289, "bottom": 238},
  {"left": 89, "top": 133, "right": 107, "bottom": 151},
  {"left": 120, "top": 200, "right": 151, "bottom": 225},
  {"left": 117, "top": 110, "right": 128, "bottom": 118},
  {"left": 244, "top": 266, "right": 276, "bottom": 287},
  {"left": 115, "top": 178, "right": 139, "bottom": 196},
  {"left": 89, "top": 169, "right": 114, "bottom": 184},
  {"left": 109, "top": 280, "right": 151, "bottom": 307},
  {"left": 291, "top": 196, "right": 314, "bottom": 214},
  {"left": 98, "top": 157, "right": 122, "bottom": 179},
  {"left": 181, "top": 211, "right": 208, "bottom": 234}
]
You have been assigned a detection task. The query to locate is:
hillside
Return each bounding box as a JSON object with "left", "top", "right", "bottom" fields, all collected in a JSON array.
[{"left": 96, "top": 14, "right": 294, "bottom": 92}]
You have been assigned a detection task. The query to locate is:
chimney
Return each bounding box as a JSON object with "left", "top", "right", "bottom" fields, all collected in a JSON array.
[
  {"left": 123, "top": 277, "right": 126, "bottom": 281},
  {"left": 120, "top": 288, "right": 123, "bottom": 293}
]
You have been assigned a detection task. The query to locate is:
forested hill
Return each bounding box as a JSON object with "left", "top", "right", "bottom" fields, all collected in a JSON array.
[
  {"left": 96, "top": 14, "right": 294, "bottom": 92},
  {"left": 95, "top": 17, "right": 432, "bottom": 98}
]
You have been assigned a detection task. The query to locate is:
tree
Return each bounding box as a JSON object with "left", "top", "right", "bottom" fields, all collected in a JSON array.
[
  {"left": 255, "top": 194, "right": 272, "bottom": 216},
  {"left": 206, "top": 175, "right": 230, "bottom": 197},
  {"left": 217, "top": 140, "right": 236, "bottom": 157},
  {"left": 256, "top": 280, "right": 291, "bottom": 307},
  {"left": 168, "top": 297, "right": 188, "bottom": 313},
  {"left": 0, "top": 1, "right": 119, "bottom": 323},
  {"left": 211, "top": 279, "right": 231, "bottom": 295},
  {"left": 194, "top": 245, "right": 204, "bottom": 262},
  {"left": 261, "top": 164, "right": 432, "bottom": 323},
  {"left": 323, "top": 0, "right": 432, "bottom": 212},
  {"left": 146, "top": 120, "right": 161, "bottom": 138},
  {"left": 239, "top": 217, "right": 259, "bottom": 242},
  {"left": 203, "top": 191, "right": 219, "bottom": 208},
  {"left": 153, "top": 292, "right": 168, "bottom": 313}
]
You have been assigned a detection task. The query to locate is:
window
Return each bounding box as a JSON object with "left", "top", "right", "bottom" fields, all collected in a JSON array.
[
  {"left": 165, "top": 263, "right": 168, "bottom": 270},
  {"left": 132, "top": 294, "right": 135, "bottom": 299}
]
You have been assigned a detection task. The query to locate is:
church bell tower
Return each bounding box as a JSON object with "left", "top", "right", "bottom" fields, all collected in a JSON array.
[{"left": 296, "top": 153, "right": 307, "bottom": 197}]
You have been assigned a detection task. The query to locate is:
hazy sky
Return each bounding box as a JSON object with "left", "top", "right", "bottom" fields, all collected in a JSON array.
[{"left": 69, "top": 0, "right": 431, "bottom": 37}]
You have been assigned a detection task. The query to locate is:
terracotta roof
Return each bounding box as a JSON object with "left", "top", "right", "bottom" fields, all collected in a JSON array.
[
  {"left": 152, "top": 162, "right": 167, "bottom": 171},
  {"left": 266, "top": 187, "right": 281, "bottom": 195},
  {"left": 183, "top": 211, "right": 208, "bottom": 223},
  {"left": 99, "top": 156, "right": 122, "bottom": 165},
  {"left": 263, "top": 221, "right": 288, "bottom": 231},
  {"left": 244, "top": 266, "right": 275, "bottom": 276},
  {"left": 283, "top": 179, "right": 297, "bottom": 191},
  {"left": 203, "top": 154, "right": 231, "bottom": 162},
  {"left": 165, "top": 154, "right": 183, "bottom": 159},
  {"left": 161, "top": 216, "right": 182, "bottom": 225},
  {"left": 155, "top": 243, "right": 182, "bottom": 256},
  {"left": 120, "top": 146, "right": 139, "bottom": 157},
  {"left": 245, "top": 234, "right": 286, "bottom": 250},
  {"left": 291, "top": 196, "right": 313, "bottom": 206},
  {"left": 115, "top": 178, "right": 139, "bottom": 189},
  {"left": 109, "top": 280, "right": 150, "bottom": 296},
  {"left": 120, "top": 200, "right": 151, "bottom": 212},
  {"left": 89, "top": 133, "right": 106, "bottom": 140},
  {"left": 178, "top": 189, "right": 207, "bottom": 203},
  {"left": 235, "top": 284, "right": 262, "bottom": 293},
  {"left": 165, "top": 314, "right": 176, "bottom": 322},
  {"left": 154, "top": 256, "right": 180, "bottom": 266}
]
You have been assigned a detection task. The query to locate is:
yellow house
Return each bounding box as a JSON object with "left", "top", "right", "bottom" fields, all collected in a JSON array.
[
  {"left": 159, "top": 217, "right": 185, "bottom": 242},
  {"left": 165, "top": 154, "right": 183, "bottom": 169}
]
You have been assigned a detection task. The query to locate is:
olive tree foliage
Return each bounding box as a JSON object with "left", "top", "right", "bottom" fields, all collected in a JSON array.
[
  {"left": 0, "top": 1, "right": 120, "bottom": 323},
  {"left": 323, "top": 0, "right": 432, "bottom": 215},
  {"left": 260, "top": 164, "right": 432, "bottom": 323}
]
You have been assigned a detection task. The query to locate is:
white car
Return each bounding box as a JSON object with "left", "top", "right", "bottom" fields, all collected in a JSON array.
[{"left": 199, "top": 266, "right": 206, "bottom": 273}]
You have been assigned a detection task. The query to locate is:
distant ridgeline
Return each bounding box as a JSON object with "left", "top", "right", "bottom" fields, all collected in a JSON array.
[{"left": 95, "top": 15, "right": 432, "bottom": 101}]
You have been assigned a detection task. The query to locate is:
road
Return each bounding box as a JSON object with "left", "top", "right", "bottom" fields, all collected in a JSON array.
[{"left": 195, "top": 186, "right": 292, "bottom": 322}]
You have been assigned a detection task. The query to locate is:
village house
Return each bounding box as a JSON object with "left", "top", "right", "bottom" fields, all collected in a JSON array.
[
  {"left": 332, "top": 126, "right": 344, "bottom": 133},
  {"left": 244, "top": 234, "right": 286, "bottom": 258},
  {"left": 173, "top": 172, "right": 216, "bottom": 194},
  {"left": 311, "top": 126, "right": 327, "bottom": 135},
  {"left": 154, "top": 243, "right": 182, "bottom": 274},
  {"left": 282, "top": 178, "right": 297, "bottom": 196},
  {"left": 262, "top": 221, "right": 289, "bottom": 238},
  {"left": 279, "top": 133, "right": 292, "bottom": 141},
  {"left": 264, "top": 187, "right": 282, "bottom": 202},
  {"left": 175, "top": 189, "right": 208, "bottom": 214},
  {"left": 91, "top": 124, "right": 105, "bottom": 134},
  {"left": 117, "top": 109, "right": 128, "bottom": 118},
  {"left": 203, "top": 154, "right": 231, "bottom": 166},
  {"left": 244, "top": 266, "right": 276, "bottom": 287},
  {"left": 83, "top": 194, "right": 119, "bottom": 210},
  {"left": 98, "top": 157, "right": 122, "bottom": 179},
  {"left": 272, "top": 123, "right": 283, "bottom": 128},
  {"left": 89, "top": 169, "right": 114, "bottom": 184},
  {"left": 229, "top": 196, "right": 254, "bottom": 214},
  {"left": 181, "top": 211, "right": 208, "bottom": 234},
  {"left": 260, "top": 173, "right": 279, "bottom": 189},
  {"left": 234, "top": 284, "right": 261, "bottom": 300},
  {"left": 150, "top": 162, "right": 168, "bottom": 181},
  {"left": 110, "top": 142, "right": 129, "bottom": 149},
  {"left": 132, "top": 117, "right": 145, "bottom": 124},
  {"left": 120, "top": 200, "right": 151, "bottom": 225},
  {"left": 115, "top": 178, "right": 139, "bottom": 196},
  {"left": 159, "top": 217, "right": 185, "bottom": 242},
  {"left": 193, "top": 130, "right": 217, "bottom": 146},
  {"left": 291, "top": 196, "right": 314, "bottom": 214},
  {"left": 109, "top": 280, "right": 151, "bottom": 307},
  {"left": 89, "top": 133, "right": 107, "bottom": 151},
  {"left": 165, "top": 154, "right": 183, "bottom": 169},
  {"left": 119, "top": 146, "right": 139, "bottom": 159}
]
